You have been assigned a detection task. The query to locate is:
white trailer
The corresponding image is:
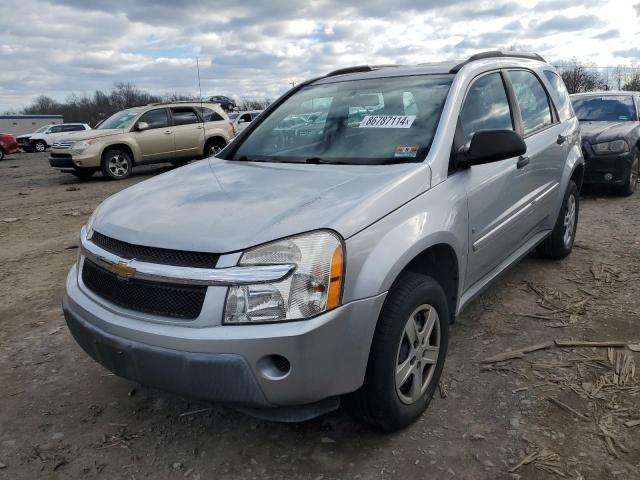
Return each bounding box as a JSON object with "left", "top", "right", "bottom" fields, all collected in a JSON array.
[{"left": 0, "top": 115, "right": 63, "bottom": 136}]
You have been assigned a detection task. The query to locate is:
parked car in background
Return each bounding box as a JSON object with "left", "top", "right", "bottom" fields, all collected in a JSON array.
[
  {"left": 207, "top": 95, "right": 237, "bottom": 112},
  {"left": 16, "top": 125, "right": 52, "bottom": 151},
  {"left": 570, "top": 92, "right": 640, "bottom": 196},
  {"left": 49, "top": 102, "right": 234, "bottom": 180},
  {"left": 0, "top": 133, "right": 19, "bottom": 160},
  {"left": 63, "top": 51, "right": 584, "bottom": 431},
  {"left": 22, "top": 123, "right": 91, "bottom": 152},
  {"left": 233, "top": 110, "right": 263, "bottom": 133}
]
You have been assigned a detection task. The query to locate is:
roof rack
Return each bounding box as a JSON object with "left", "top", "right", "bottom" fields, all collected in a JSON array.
[
  {"left": 450, "top": 50, "right": 546, "bottom": 73},
  {"left": 145, "top": 100, "right": 214, "bottom": 106},
  {"left": 325, "top": 64, "right": 398, "bottom": 78}
]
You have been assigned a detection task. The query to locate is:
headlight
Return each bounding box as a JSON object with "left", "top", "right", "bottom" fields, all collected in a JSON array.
[
  {"left": 72, "top": 139, "right": 98, "bottom": 151},
  {"left": 592, "top": 140, "right": 629, "bottom": 154},
  {"left": 224, "top": 231, "right": 344, "bottom": 324}
]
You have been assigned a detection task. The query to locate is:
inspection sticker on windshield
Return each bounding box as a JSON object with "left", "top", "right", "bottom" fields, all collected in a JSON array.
[
  {"left": 359, "top": 115, "right": 416, "bottom": 128},
  {"left": 394, "top": 145, "right": 419, "bottom": 158}
]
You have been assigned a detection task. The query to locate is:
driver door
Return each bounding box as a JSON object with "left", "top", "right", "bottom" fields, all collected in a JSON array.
[{"left": 134, "top": 108, "right": 175, "bottom": 163}]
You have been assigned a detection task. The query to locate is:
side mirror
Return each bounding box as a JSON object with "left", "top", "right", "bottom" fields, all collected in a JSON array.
[
  {"left": 137, "top": 122, "right": 149, "bottom": 131},
  {"left": 457, "top": 129, "right": 526, "bottom": 167}
]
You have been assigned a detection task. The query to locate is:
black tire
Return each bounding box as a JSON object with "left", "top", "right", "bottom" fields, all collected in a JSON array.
[
  {"left": 0, "top": 148, "right": 4, "bottom": 161},
  {"left": 171, "top": 160, "right": 189, "bottom": 168},
  {"left": 615, "top": 151, "right": 638, "bottom": 197},
  {"left": 538, "top": 180, "right": 579, "bottom": 260},
  {"left": 71, "top": 168, "right": 96, "bottom": 179},
  {"left": 203, "top": 137, "right": 227, "bottom": 158},
  {"left": 101, "top": 149, "right": 132, "bottom": 180},
  {"left": 33, "top": 140, "right": 47, "bottom": 153},
  {"left": 347, "top": 272, "right": 449, "bottom": 431}
]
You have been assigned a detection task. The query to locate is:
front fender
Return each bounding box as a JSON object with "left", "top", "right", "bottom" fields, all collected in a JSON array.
[{"left": 343, "top": 179, "right": 468, "bottom": 304}]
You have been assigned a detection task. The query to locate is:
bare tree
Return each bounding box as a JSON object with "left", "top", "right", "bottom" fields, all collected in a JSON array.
[
  {"left": 556, "top": 59, "right": 608, "bottom": 94},
  {"left": 623, "top": 72, "right": 640, "bottom": 91},
  {"left": 237, "top": 97, "right": 272, "bottom": 111}
]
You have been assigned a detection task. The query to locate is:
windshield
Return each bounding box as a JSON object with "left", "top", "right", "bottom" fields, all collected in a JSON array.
[
  {"left": 572, "top": 95, "right": 637, "bottom": 122},
  {"left": 35, "top": 125, "right": 49, "bottom": 133},
  {"left": 233, "top": 75, "right": 453, "bottom": 164},
  {"left": 98, "top": 109, "right": 142, "bottom": 129}
]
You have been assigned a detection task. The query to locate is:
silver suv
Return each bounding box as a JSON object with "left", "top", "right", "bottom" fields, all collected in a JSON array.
[{"left": 63, "top": 51, "right": 583, "bottom": 430}]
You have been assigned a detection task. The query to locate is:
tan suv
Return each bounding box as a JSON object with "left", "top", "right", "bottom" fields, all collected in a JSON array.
[{"left": 48, "top": 102, "right": 235, "bottom": 180}]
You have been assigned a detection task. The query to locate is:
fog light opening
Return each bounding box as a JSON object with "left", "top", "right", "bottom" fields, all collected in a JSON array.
[
  {"left": 257, "top": 355, "right": 291, "bottom": 380},
  {"left": 604, "top": 173, "right": 613, "bottom": 181}
]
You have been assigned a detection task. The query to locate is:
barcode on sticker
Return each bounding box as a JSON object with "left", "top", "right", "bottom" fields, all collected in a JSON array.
[{"left": 359, "top": 115, "right": 416, "bottom": 128}]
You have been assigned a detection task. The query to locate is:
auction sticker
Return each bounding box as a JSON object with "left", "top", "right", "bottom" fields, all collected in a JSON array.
[
  {"left": 394, "top": 145, "right": 419, "bottom": 158},
  {"left": 359, "top": 115, "right": 416, "bottom": 128}
]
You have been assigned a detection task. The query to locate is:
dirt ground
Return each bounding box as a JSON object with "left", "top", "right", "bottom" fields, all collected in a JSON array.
[{"left": 1, "top": 151, "right": 639, "bottom": 480}]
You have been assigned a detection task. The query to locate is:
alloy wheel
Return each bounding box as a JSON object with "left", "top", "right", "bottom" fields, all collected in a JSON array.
[
  {"left": 209, "top": 144, "right": 222, "bottom": 156},
  {"left": 563, "top": 193, "right": 576, "bottom": 248},
  {"left": 395, "top": 304, "right": 441, "bottom": 405},
  {"left": 630, "top": 157, "right": 639, "bottom": 192},
  {"left": 35, "top": 142, "right": 46, "bottom": 152},
  {"left": 108, "top": 154, "right": 130, "bottom": 178}
]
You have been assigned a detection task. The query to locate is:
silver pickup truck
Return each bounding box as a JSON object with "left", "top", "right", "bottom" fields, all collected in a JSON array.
[{"left": 63, "top": 51, "right": 583, "bottom": 431}]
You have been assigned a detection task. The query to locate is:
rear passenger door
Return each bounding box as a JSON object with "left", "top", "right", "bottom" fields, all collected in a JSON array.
[
  {"left": 507, "top": 69, "right": 564, "bottom": 231},
  {"left": 134, "top": 108, "right": 175, "bottom": 162},
  {"left": 170, "top": 107, "right": 205, "bottom": 158},
  {"left": 462, "top": 71, "right": 540, "bottom": 288}
]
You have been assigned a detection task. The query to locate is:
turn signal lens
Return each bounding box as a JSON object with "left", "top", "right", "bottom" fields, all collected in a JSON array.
[{"left": 327, "top": 244, "right": 343, "bottom": 310}]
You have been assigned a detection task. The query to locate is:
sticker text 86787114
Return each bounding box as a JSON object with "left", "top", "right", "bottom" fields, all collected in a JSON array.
[{"left": 359, "top": 115, "right": 416, "bottom": 128}]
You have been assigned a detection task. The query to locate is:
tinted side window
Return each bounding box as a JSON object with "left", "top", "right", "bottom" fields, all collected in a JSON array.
[
  {"left": 64, "top": 125, "right": 85, "bottom": 131},
  {"left": 543, "top": 70, "right": 573, "bottom": 121},
  {"left": 138, "top": 109, "right": 169, "bottom": 129},
  {"left": 460, "top": 72, "right": 513, "bottom": 143},
  {"left": 171, "top": 108, "right": 199, "bottom": 126},
  {"left": 509, "top": 70, "right": 552, "bottom": 135},
  {"left": 49, "top": 126, "right": 62, "bottom": 133},
  {"left": 197, "top": 107, "right": 224, "bottom": 122}
]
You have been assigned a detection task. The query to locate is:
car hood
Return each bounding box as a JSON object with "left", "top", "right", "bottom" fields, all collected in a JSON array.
[
  {"left": 65, "top": 129, "right": 122, "bottom": 141},
  {"left": 94, "top": 158, "right": 431, "bottom": 253},
  {"left": 579, "top": 121, "right": 637, "bottom": 144},
  {"left": 16, "top": 133, "right": 34, "bottom": 139}
]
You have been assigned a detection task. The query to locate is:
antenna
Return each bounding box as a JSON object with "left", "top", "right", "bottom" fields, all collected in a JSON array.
[{"left": 196, "top": 56, "right": 207, "bottom": 155}]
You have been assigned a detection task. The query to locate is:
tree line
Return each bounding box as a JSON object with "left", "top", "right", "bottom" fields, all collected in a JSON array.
[
  {"left": 9, "top": 82, "right": 272, "bottom": 126},
  {"left": 555, "top": 60, "right": 640, "bottom": 94}
]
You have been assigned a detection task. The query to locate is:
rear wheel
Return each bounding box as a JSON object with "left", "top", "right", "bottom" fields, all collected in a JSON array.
[
  {"left": 101, "top": 149, "right": 132, "bottom": 180},
  {"left": 204, "top": 137, "right": 227, "bottom": 158},
  {"left": 0, "top": 148, "right": 5, "bottom": 161},
  {"left": 33, "top": 140, "right": 47, "bottom": 152},
  {"left": 538, "top": 180, "right": 579, "bottom": 259},
  {"left": 616, "top": 152, "right": 639, "bottom": 197},
  {"left": 347, "top": 272, "right": 449, "bottom": 431}
]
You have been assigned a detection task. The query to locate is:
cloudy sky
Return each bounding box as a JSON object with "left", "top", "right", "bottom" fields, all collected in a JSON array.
[{"left": 1, "top": 0, "right": 638, "bottom": 110}]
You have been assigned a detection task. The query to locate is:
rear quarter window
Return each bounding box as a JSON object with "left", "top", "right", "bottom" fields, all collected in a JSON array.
[{"left": 543, "top": 70, "right": 574, "bottom": 121}]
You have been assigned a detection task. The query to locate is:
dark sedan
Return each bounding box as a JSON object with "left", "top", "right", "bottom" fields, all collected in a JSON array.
[{"left": 571, "top": 91, "right": 640, "bottom": 196}]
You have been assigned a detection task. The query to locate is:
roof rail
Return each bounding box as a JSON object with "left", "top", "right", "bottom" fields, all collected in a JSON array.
[
  {"left": 146, "top": 100, "right": 213, "bottom": 106},
  {"left": 450, "top": 50, "right": 546, "bottom": 73},
  {"left": 326, "top": 65, "right": 374, "bottom": 77}
]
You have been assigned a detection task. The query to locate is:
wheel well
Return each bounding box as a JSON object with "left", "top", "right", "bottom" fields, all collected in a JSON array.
[
  {"left": 571, "top": 163, "right": 584, "bottom": 191},
  {"left": 102, "top": 144, "right": 135, "bottom": 164},
  {"left": 401, "top": 244, "right": 459, "bottom": 323},
  {"left": 206, "top": 136, "right": 227, "bottom": 147}
]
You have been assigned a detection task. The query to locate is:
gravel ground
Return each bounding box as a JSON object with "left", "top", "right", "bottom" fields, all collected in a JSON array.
[{"left": 1, "top": 151, "right": 639, "bottom": 480}]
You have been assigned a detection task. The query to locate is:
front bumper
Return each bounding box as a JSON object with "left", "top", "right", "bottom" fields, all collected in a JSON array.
[
  {"left": 49, "top": 149, "right": 101, "bottom": 169},
  {"left": 583, "top": 151, "right": 633, "bottom": 185},
  {"left": 64, "top": 264, "right": 386, "bottom": 407}
]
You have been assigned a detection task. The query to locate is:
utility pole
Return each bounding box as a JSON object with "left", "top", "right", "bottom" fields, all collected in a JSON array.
[{"left": 289, "top": 81, "right": 296, "bottom": 88}]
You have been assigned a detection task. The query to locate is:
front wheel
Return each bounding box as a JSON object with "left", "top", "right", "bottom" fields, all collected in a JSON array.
[
  {"left": 538, "top": 180, "right": 579, "bottom": 259},
  {"left": 33, "top": 140, "right": 47, "bottom": 152},
  {"left": 101, "top": 149, "right": 132, "bottom": 180},
  {"left": 0, "top": 148, "right": 4, "bottom": 161},
  {"left": 347, "top": 272, "right": 449, "bottom": 431},
  {"left": 616, "top": 152, "right": 639, "bottom": 197}
]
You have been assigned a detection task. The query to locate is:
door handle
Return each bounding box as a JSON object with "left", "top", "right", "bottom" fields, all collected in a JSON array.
[
  {"left": 164, "top": 130, "right": 172, "bottom": 135},
  {"left": 517, "top": 156, "right": 530, "bottom": 169},
  {"left": 557, "top": 134, "right": 567, "bottom": 145},
  {"left": 196, "top": 125, "right": 204, "bottom": 130}
]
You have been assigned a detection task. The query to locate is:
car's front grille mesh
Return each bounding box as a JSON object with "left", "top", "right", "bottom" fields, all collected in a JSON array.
[
  {"left": 82, "top": 260, "right": 206, "bottom": 319},
  {"left": 91, "top": 232, "right": 219, "bottom": 268}
]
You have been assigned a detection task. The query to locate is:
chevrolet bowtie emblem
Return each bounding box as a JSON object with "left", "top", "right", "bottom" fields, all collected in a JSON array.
[{"left": 108, "top": 261, "right": 136, "bottom": 279}]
